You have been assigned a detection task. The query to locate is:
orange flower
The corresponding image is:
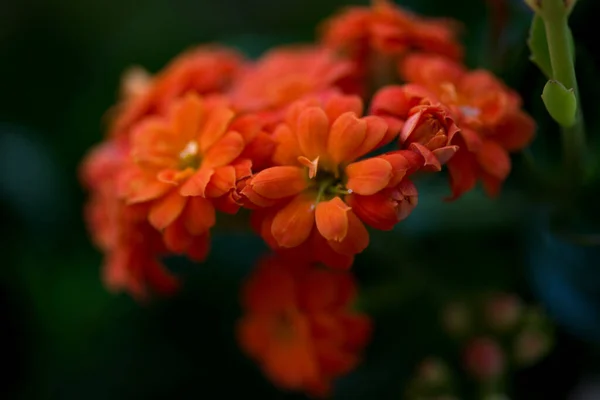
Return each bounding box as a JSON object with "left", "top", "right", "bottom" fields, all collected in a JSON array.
[
  {"left": 229, "top": 46, "right": 354, "bottom": 116},
  {"left": 109, "top": 46, "right": 244, "bottom": 140},
  {"left": 319, "top": 0, "right": 463, "bottom": 95},
  {"left": 119, "top": 93, "right": 251, "bottom": 259},
  {"left": 371, "top": 84, "right": 460, "bottom": 171},
  {"left": 237, "top": 255, "right": 371, "bottom": 397},
  {"left": 239, "top": 94, "right": 422, "bottom": 267},
  {"left": 321, "top": 0, "right": 463, "bottom": 59},
  {"left": 400, "top": 54, "right": 536, "bottom": 198},
  {"left": 80, "top": 141, "right": 178, "bottom": 298}
]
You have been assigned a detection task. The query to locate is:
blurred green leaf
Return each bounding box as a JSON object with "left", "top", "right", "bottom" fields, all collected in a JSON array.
[
  {"left": 528, "top": 14, "right": 553, "bottom": 78},
  {"left": 527, "top": 13, "right": 575, "bottom": 79}
]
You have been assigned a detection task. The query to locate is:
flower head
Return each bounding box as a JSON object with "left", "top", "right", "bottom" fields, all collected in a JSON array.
[
  {"left": 119, "top": 93, "right": 252, "bottom": 259},
  {"left": 229, "top": 46, "right": 354, "bottom": 116},
  {"left": 237, "top": 255, "right": 371, "bottom": 397},
  {"left": 239, "top": 94, "right": 422, "bottom": 267},
  {"left": 321, "top": 0, "right": 463, "bottom": 60},
  {"left": 109, "top": 46, "right": 244, "bottom": 140},
  {"left": 371, "top": 84, "right": 460, "bottom": 171},
  {"left": 400, "top": 54, "right": 536, "bottom": 198},
  {"left": 80, "top": 141, "right": 178, "bottom": 298}
]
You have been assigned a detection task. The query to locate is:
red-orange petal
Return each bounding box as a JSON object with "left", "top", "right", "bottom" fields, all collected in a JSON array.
[
  {"left": 327, "top": 210, "right": 369, "bottom": 256},
  {"left": 297, "top": 107, "right": 330, "bottom": 160},
  {"left": 163, "top": 218, "right": 193, "bottom": 253},
  {"left": 199, "top": 106, "right": 235, "bottom": 153},
  {"left": 183, "top": 195, "right": 216, "bottom": 235},
  {"left": 446, "top": 149, "right": 478, "bottom": 200},
  {"left": 324, "top": 94, "right": 363, "bottom": 122},
  {"left": 172, "top": 93, "right": 204, "bottom": 142},
  {"left": 327, "top": 112, "right": 367, "bottom": 164},
  {"left": 202, "top": 130, "right": 245, "bottom": 168},
  {"left": 271, "top": 194, "right": 316, "bottom": 248},
  {"left": 251, "top": 166, "right": 308, "bottom": 199},
  {"left": 148, "top": 189, "right": 187, "bottom": 230},
  {"left": 315, "top": 197, "right": 351, "bottom": 242},
  {"left": 205, "top": 165, "right": 236, "bottom": 198},
  {"left": 347, "top": 115, "right": 389, "bottom": 160},
  {"left": 345, "top": 158, "right": 393, "bottom": 195},
  {"left": 477, "top": 140, "right": 510, "bottom": 179},
  {"left": 179, "top": 167, "right": 214, "bottom": 197}
]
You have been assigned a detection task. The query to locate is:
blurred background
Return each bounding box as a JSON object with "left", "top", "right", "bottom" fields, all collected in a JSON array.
[{"left": 2, "top": 0, "right": 600, "bottom": 399}]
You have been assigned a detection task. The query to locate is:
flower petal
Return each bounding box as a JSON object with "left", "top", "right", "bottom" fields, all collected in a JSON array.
[
  {"left": 477, "top": 140, "right": 510, "bottom": 179},
  {"left": 345, "top": 158, "right": 393, "bottom": 195},
  {"left": 202, "top": 131, "right": 245, "bottom": 168},
  {"left": 327, "top": 112, "right": 367, "bottom": 164},
  {"left": 446, "top": 149, "right": 478, "bottom": 200},
  {"left": 179, "top": 167, "right": 214, "bottom": 197},
  {"left": 315, "top": 197, "right": 351, "bottom": 242},
  {"left": 327, "top": 210, "right": 369, "bottom": 256},
  {"left": 163, "top": 218, "right": 193, "bottom": 253},
  {"left": 297, "top": 107, "right": 329, "bottom": 159},
  {"left": 148, "top": 189, "right": 186, "bottom": 230},
  {"left": 205, "top": 165, "right": 236, "bottom": 198},
  {"left": 199, "top": 106, "right": 235, "bottom": 153},
  {"left": 271, "top": 194, "right": 316, "bottom": 248},
  {"left": 172, "top": 93, "right": 204, "bottom": 142},
  {"left": 250, "top": 166, "right": 308, "bottom": 199},
  {"left": 183, "top": 195, "right": 216, "bottom": 235},
  {"left": 347, "top": 115, "right": 390, "bottom": 161}
]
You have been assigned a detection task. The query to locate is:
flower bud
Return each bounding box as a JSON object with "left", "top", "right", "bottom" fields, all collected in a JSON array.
[
  {"left": 513, "top": 328, "right": 551, "bottom": 366},
  {"left": 484, "top": 293, "right": 523, "bottom": 332},
  {"left": 463, "top": 337, "right": 505, "bottom": 381},
  {"left": 417, "top": 357, "right": 451, "bottom": 386},
  {"left": 441, "top": 301, "right": 471, "bottom": 337}
]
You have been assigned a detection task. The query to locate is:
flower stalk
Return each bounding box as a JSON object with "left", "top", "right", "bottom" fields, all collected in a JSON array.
[{"left": 539, "top": 0, "right": 587, "bottom": 180}]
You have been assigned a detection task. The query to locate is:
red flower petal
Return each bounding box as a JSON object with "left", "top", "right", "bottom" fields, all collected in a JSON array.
[
  {"left": 179, "top": 167, "right": 214, "bottom": 197},
  {"left": 183, "top": 195, "right": 216, "bottom": 235},
  {"left": 251, "top": 166, "right": 308, "bottom": 199},
  {"left": 202, "top": 130, "right": 245, "bottom": 168},
  {"left": 148, "top": 189, "right": 187, "bottom": 230},
  {"left": 297, "top": 107, "right": 329, "bottom": 160},
  {"left": 315, "top": 197, "right": 351, "bottom": 242},
  {"left": 271, "top": 194, "right": 316, "bottom": 248},
  {"left": 327, "top": 112, "right": 367, "bottom": 164},
  {"left": 346, "top": 158, "right": 393, "bottom": 195}
]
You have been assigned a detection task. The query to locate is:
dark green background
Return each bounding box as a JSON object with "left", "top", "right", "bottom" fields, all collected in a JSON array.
[{"left": 2, "top": 1, "right": 600, "bottom": 398}]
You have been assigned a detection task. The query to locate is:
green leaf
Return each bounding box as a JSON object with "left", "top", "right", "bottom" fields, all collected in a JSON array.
[
  {"left": 528, "top": 14, "right": 553, "bottom": 78},
  {"left": 527, "top": 14, "right": 576, "bottom": 78},
  {"left": 542, "top": 80, "right": 577, "bottom": 127}
]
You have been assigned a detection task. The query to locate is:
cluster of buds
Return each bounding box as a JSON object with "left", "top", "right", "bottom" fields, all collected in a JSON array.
[
  {"left": 80, "top": 0, "right": 536, "bottom": 397},
  {"left": 406, "top": 292, "right": 553, "bottom": 399}
]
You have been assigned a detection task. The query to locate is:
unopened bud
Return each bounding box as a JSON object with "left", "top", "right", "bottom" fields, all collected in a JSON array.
[
  {"left": 542, "top": 80, "right": 577, "bottom": 127},
  {"left": 513, "top": 328, "right": 551, "bottom": 366},
  {"left": 417, "top": 357, "right": 451, "bottom": 386},
  {"left": 442, "top": 301, "right": 471, "bottom": 337},
  {"left": 484, "top": 293, "right": 522, "bottom": 332},
  {"left": 463, "top": 337, "right": 505, "bottom": 381}
]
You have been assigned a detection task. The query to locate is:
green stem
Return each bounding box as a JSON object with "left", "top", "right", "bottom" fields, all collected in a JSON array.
[{"left": 540, "top": 0, "right": 586, "bottom": 179}]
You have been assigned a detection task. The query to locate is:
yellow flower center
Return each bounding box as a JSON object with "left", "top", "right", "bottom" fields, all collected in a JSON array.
[{"left": 179, "top": 140, "right": 201, "bottom": 170}]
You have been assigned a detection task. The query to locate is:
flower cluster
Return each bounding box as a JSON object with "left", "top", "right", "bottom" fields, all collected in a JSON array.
[{"left": 80, "top": 0, "right": 536, "bottom": 397}]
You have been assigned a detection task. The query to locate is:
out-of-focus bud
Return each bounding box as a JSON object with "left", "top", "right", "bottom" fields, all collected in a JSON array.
[
  {"left": 484, "top": 292, "right": 523, "bottom": 332},
  {"left": 417, "top": 357, "right": 451, "bottom": 386},
  {"left": 120, "top": 66, "right": 152, "bottom": 100},
  {"left": 513, "top": 328, "right": 552, "bottom": 366},
  {"left": 541, "top": 79, "right": 577, "bottom": 127},
  {"left": 524, "top": 0, "right": 541, "bottom": 13},
  {"left": 463, "top": 337, "right": 506, "bottom": 381},
  {"left": 442, "top": 301, "right": 471, "bottom": 337}
]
